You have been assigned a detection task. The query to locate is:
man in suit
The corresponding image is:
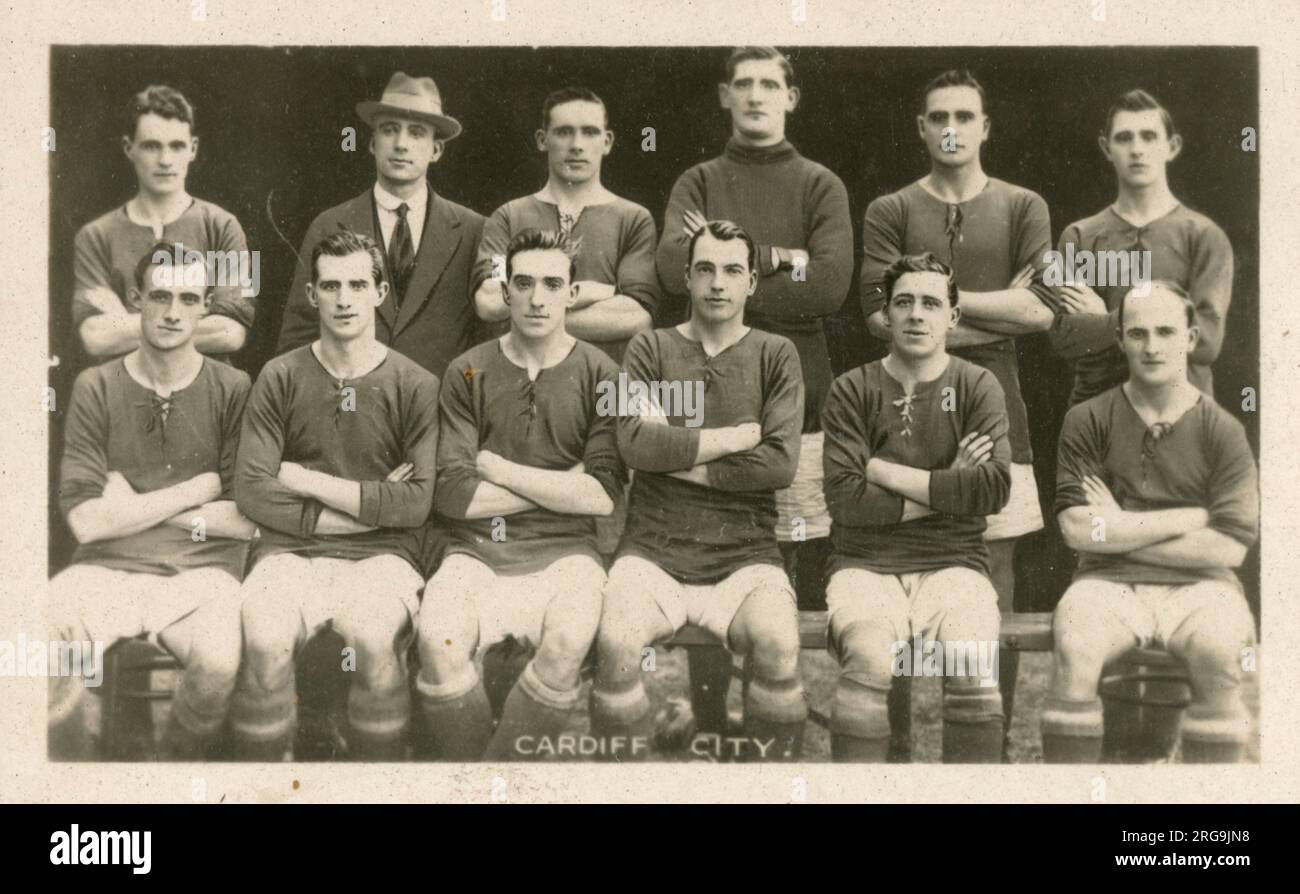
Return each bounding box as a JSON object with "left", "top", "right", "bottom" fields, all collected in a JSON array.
[{"left": 275, "top": 71, "right": 484, "bottom": 379}]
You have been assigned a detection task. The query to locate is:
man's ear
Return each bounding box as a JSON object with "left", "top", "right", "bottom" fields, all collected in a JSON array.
[
  {"left": 429, "top": 139, "right": 445, "bottom": 164},
  {"left": 126, "top": 286, "right": 144, "bottom": 312},
  {"left": 566, "top": 282, "right": 579, "bottom": 309},
  {"left": 915, "top": 114, "right": 928, "bottom": 141},
  {"left": 189, "top": 136, "right": 199, "bottom": 161},
  {"left": 121, "top": 135, "right": 133, "bottom": 160},
  {"left": 368, "top": 135, "right": 376, "bottom": 159},
  {"left": 305, "top": 283, "right": 316, "bottom": 309},
  {"left": 375, "top": 280, "right": 390, "bottom": 306},
  {"left": 747, "top": 268, "right": 758, "bottom": 297},
  {"left": 718, "top": 82, "right": 732, "bottom": 110},
  {"left": 501, "top": 280, "right": 511, "bottom": 306},
  {"left": 786, "top": 85, "right": 801, "bottom": 113},
  {"left": 950, "top": 304, "right": 962, "bottom": 328},
  {"left": 1167, "top": 132, "right": 1184, "bottom": 163},
  {"left": 535, "top": 128, "right": 548, "bottom": 152},
  {"left": 603, "top": 129, "right": 615, "bottom": 155},
  {"left": 1097, "top": 134, "right": 1113, "bottom": 162},
  {"left": 981, "top": 115, "right": 991, "bottom": 143},
  {"left": 1186, "top": 323, "right": 1199, "bottom": 352}
]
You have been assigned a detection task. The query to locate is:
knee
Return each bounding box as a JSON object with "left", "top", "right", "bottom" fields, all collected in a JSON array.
[
  {"left": 415, "top": 580, "right": 476, "bottom": 660},
  {"left": 187, "top": 626, "right": 243, "bottom": 690},
  {"left": 742, "top": 589, "right": 801, "bottom": 680},
  {"left": 594, "top": 591, "right": 652, "bottom": 669},
  {"left": 835, "top": 620, "right": 896, "bottom": 689},
  {"left": 239, "top": 593, "right": 299, "bottom": 674}
]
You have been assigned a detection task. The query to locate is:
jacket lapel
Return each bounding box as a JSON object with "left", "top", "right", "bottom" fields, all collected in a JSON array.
[
  {"left": 358, "top": 191, "right": 400, "bottom": 334},
  {"left": 391, "top": 185, "right": 461, "bottom": 338}
]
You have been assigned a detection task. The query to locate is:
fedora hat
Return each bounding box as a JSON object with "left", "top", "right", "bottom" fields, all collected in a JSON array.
[{"left": 356, "top": 72, "right": 463, "bottom": 141}]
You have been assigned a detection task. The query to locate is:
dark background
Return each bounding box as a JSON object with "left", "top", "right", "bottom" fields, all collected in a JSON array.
[{"left": 48, "top": 45, "right": 1259, "bottom": 616}]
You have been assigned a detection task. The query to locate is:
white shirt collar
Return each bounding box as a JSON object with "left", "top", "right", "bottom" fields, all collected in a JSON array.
[{"left": 373, "top": 181, "right": 428, "bottom": 213}]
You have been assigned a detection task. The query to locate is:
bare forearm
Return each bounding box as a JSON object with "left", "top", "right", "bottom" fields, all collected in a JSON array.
[
  {"left": 493, "top": 460, "right": 613, "bottom": 516},
  {"left": 165, "top": 500, "right": 257, "bottom": 540},
  {"left": 565, "top": 296, "right": 652, "bottom": 342},
  {"left": 901, "top": 499, "right": 936, "bottom": 522},
  {"left": 866, "top": 458, "right": 932, "bottom": 506},
  {"left": 957, "top": 288, "right": 1053, "bottom": 332},
  {"left": 294, "top": 470, "right": 364, "bottom": 518},
  {"left": 68, "top": 479, "right": 203, "bottom": 543},
  {"left": 78, "top": 314, "right": 140, "bottom": 358},
  {"left": 463, "top": 481, "right": 538, "bottom": 518},
  {"left": 193, "top": 316, "right": 247, "bottom": 354},
  {"left": 1060, "top": 506, "right": 1210, "bottom": 554},
  {"left": 668, "top": 465, "right": 711, "bottom": 487},
  {"left": 695, "top": 428, "right": 747, "bottom": 464},
  {"left": 314, "top": 507, "right": 377, "bottom": 535},
  {"left": 1128, "top": 528, "right": 1248, "bottom": 569}
]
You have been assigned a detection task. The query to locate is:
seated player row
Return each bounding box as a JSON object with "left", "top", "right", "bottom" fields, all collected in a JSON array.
[{"left": 50, "top": 221, "right": 1256, "bottom": 763}]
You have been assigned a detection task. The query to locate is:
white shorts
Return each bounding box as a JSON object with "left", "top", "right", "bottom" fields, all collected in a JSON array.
[
  {"left": 983, "top": 461, "right": 1044, "bottom": 541},
  {"left": 49, "top": 564, "right": 240, "bottom": 647},
  {"left": 775, "top": 432, "right": 831, "bottom": 542},
  {"left": 428, "top": 552, "right": 607, "bottom": 650},
  {"left": 608, "top": 554, "right": 794, "bottom": 645},
  {"left": 825, "top": 565, "right": 1000, "bottom": 651},
  {"left": 1055, "top": 577, "right": 1256, "bottom": 651},
  {"left": 243, "top": 553, "right": 423, "bottom": 637}
]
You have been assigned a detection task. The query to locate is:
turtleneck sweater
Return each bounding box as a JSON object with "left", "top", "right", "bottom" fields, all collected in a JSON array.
[{"left": 656, "top": 137, "right": 854, "bottom": 431}]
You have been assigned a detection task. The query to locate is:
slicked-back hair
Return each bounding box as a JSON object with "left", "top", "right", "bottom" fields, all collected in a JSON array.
[
  {"left": 883, "top": 252, "right": 959, "bottom": 308},
  {"left": 687, "top": 220, "right": 758, "bottom": 274},
  {"left": 126, "top": 85, "right": 195, "bottom": 139},
  {"left": 1118, "top": 280, "right": 1195, "bottom": 330},
  {"left": 310, "top": 230, "right": 386, "bottom": 287},
  {"left": 505, "top": 228, "right": 580, "bottom": 283},
  {"left": 541, "top": 86, "right": 608, "bottom": 131},
  {"left": 133, "top": 241, "right": 208, "bottom": 292},
  {"left": 725, "top": 46, "right": 795, "bottom": 87},
  {"left": 1103, "top": 88, "right": 1177, "bottom": 139},
  {"left": 921, "top": 69, "right": 987, "bottom": 115}
]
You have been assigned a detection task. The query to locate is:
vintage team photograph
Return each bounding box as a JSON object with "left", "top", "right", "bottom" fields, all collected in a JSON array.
[{"left": 37, "top": 39, "right": 1260, "bottom": 773}]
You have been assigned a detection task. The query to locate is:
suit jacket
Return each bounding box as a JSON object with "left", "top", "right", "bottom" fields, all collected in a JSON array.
[{"left": 275, "top": 184, "right": 485, "bottom": 379}]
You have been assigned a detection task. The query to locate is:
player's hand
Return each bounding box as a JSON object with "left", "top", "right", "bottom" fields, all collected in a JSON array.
[
  {"left": 570, "top": 461, "right": 586, "bottom": 474},
  {"left": 187, "top": 471, "right": 223, "bottom": 504},
  {"left": 476, "top": 450, "right": 506, "bottom": 483},
  {"left": 102, "top": 470, "right": 136, "bottom": 500},
  {"left": 276, "top": 461, "right": 311, "bottom": 494},
  {"left": 731, "top": 422, "right": 762, "bottom": 453},
  {"left": 1081, "top": 474, "right": 1120, "bottom": 510},
  {"left": 949, "top": 432, "right": 994, "bottom": 470},
  {"left": 682, "top": 209, "right": 707, "bottom": 239},
  {"left": 386, "top": 462, "right": 414, "bottom": 483},
  {"left": 573, "top": 281, "right": 616, "bottom": 305},
  {"left": 1060, "top": 283, "right": 1108, "bottom": 315},
  {"left": 1009, "top": 264, "right": 1035, "bottom": 290}
]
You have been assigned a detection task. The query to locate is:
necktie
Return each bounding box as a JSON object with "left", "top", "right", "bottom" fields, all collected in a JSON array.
[{"left": 389, "top": 202, "right": 415, "bottom": 308}]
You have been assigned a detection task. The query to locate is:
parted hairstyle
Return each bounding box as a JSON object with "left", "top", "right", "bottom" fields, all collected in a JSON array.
[
  {"left": 687, "top": 219, "right": 758, "bottom": 273},
  {"left": 133, "top": 241, "right": 210, "bottom": 292},
  {"left": 505, "top": 228, "right": 580, "bottom": 283},
  {"left": 1118, "top": 280, "right": 1196, "bottom": 329},
  {"left": 921, "top": 69, "right": 987, "bottom": 114},
  {"left": 1103, "top": 88, "right": 1177, "bottom": 139},
  {"left": 883, "top": 252, "right": 959, "bottom": 307},
  {"left": 541, "top": 86, "right": 607, "bottom": 131},
  {"left": 310, "top": 230, "right": 387, "bottom": 286},
  {"left": 725, "top": 46, "right": 795, "bottom": 87},
  {"left": 126, "top": 85, "right": 196, "bottom": 139}
]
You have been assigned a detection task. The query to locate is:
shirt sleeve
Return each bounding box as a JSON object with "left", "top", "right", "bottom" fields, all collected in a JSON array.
[
  {"left": 821, "top": 371, "right": 904, "bottom": 526},
  {"left": 1048, "top": 223, "right": 1119, "bottom": 360},
  {"left": 615, "top": 207, "right": 661, "bottom": 317},
  {"left": 234, "top": 361, "right": 323, "bottom": 537},
  {"left": 928, "top": 369, "right": 1012, "bottom": 516},
  {"left": 1206, "top": 411, "right": 1258, "bottom": 548},
  {"left": 433, "top": 360, "right": 485, "bottom": 520},
  {"left": 582, "top": 354, "right": 626, "bottom": 502},
  {"left": 57, "top": 369, "right": 110, "bottom": 518},
  {"left": 470, "top": 203, "right": 513, "bottom": 296},
  {"left": 206, "top": 209, "right": 256, "bottom": 330},
  {"left": 747, "top": 169, "right": 854, "bottom": 322},
  {"left": 72, "top": 224, "right": 120, "bottom": 328},
  {"left": 859, "top": 194, "right": 906, "bottom": 325},
  {"left": 1053, "top": 401, "right": 1108, "bottom": 517},
  {"left": 1187, "top": 220, "right": 1234, "bottom": 368},
  {"left": 1013, "top": 191, "right": 1058, "bottom": 312},
  {"left": 275, "top": 214, "right": 327, "bottom": 356},
  {"left": 357, "top": 369, "right": 440, "bottom": 528},
  {"left": 218, "top": 372, "right": 253, "bottom": 501},
  {"left": 655, "top": 169, "right": 705, "bottom": 305},
  {"left": 706, "top": 338, "right": 804, "bottom": 492},
  {"left": 614, "top": 331, "right": 701, "bottom": 472}
]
